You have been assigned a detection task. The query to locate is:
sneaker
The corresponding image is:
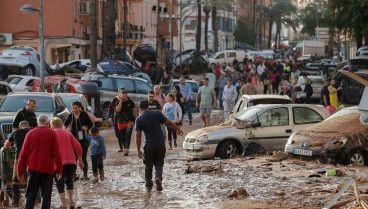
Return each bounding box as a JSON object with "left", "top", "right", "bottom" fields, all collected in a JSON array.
[
  {"left": 155, "top": 178, "right": 163, "bottom": 191},
  {"left": 124, "top": 150, "right": 129, "bottom": 156}
]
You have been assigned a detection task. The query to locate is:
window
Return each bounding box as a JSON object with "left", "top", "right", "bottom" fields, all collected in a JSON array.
[
  {"left": 216, "top": 53, "right": 225, "bottom": 59},
  {"left": 258, "top": 108, "right": 289, "bottom": 127},
  {"left": 293, "top": 107, "right": 323, "bottom": 124},
  {"left": 97, "top": 78, "right": 114, "bottom": 91},
  {"left": 116, "top": 78, "right": 134, "bottom": 93},
  {"left": 235, "top": 100, "right": 244, "bottom": 113},
  {"left": 227, "top": 52, "right": 236, "bottom": 58},
  {"left": 136, "top": 80, "right": 152, "bottom": 94}
]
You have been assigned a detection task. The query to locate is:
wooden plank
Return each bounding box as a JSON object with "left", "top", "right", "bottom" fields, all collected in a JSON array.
[{"left": 323, "top": 178, "right": 356, "bottom": 209}]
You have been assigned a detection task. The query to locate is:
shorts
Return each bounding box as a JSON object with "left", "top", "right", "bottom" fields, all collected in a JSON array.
[{"left": 199, "top": 103, "right": 212, "bottom": 115}]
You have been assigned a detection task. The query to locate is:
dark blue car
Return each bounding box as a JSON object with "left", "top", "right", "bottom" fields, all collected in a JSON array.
[{"left": 97, "top": 60, "right": 133, "bottom": 75}]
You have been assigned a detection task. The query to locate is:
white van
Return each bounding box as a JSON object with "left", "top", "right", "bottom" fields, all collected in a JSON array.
[{"left": 209, "top": 50, "right": 246, "bottom": 65}]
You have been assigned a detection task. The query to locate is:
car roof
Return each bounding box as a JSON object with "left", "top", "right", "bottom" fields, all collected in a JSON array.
[
  {"left": 56, "top": 93, "right": 83, "bottom": 97},
  {"left": 249, "top": 104, "right": 325, "bottom": 111},
  {"left": 239, "top": 94, "right": 290, "bottom": 100},
  {"left": 7, "top": 92, "right": 54, "bottom": 97},
  {"left": 172, "top": 79, "right": 198, "bottom": 84},
  {"left": 84, "top": 74, "right": 149, "bottom": 82}
]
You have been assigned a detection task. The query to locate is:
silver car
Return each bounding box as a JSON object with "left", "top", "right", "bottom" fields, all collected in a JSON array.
[
  {"left": 183, "top": 104, "right": 330, "bottom": 159},
  {"left": 0, "top": 46, "right": 51, "bottom": 79},
  {"left": 295, "top": 75, "right": 324, "bottom": 100}
]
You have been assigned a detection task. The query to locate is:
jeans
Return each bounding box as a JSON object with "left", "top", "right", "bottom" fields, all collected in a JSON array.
[
  {"left": 80, "top": 140, "right": 89, "bottom": 176},
  {"left": 143, "top": 146, "right": 166, "bottom": 189},
  {"left": 91, "top": 154, "right": 104, "bottom": 173},
  {"left": 223, "top": 100, "right": 235, "bottom": 119},
  {"left": 182, "top": 99, "right": 192, "bottom": 122},
  {"left": 167, "top": 125, "right": 177, "bottom": 147},
  {"left": 25, "top": 171, "right": 53, "bottom": 209},
  {"left": 54, "top": 164, "right": 76, "bottom": 193},
  {"left": 218, "top": 89, "right": 224, "bottom": 108},
  {"left": 118, "top": 126, "right": 133, "bottom": 150}
]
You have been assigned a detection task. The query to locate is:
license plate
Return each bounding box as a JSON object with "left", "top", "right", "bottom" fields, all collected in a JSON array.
[
  {"left": 184, "top": 143, "right": 194, "bottom": 149},
  {"left": 293, "top": 149, "right": 312, "bottom": 156}
]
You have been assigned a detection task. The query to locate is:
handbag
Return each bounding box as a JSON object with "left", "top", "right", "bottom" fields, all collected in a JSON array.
[{"left": 263, "top": 79, "right": 270, "bottom": 86}]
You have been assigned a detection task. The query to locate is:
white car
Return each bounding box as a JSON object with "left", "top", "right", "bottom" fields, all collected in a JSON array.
[
  {"left": 356, "top": 46, "right": 368, "bottom": 59},
  {"left": 50, "top": 59, "right": 92, "bottom": 72},
  {"left": 262, "top": 50, "right": 275, "bottom": 59},
  {"left": 247, "top": 51, "right": 263, "bottom": 61},
  {"left": 0, "top": 46, "right": 51, "bottom": 79},
  {"left": 0, "top": 81, "right": 13, "bottom": 103},
  {"left": 183, "top": 104, "right": 329, "bottom": 159},
  {"left": 5, "top": 75, "right": 38, "bottom": 92}
]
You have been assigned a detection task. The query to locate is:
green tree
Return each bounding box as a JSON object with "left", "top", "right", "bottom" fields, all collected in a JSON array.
[
  {"left": 233, "top": 20, "right": 256, "bottom": 45},
  {"left": 298, "top": 5, "right": 326, "bottom": 37}
]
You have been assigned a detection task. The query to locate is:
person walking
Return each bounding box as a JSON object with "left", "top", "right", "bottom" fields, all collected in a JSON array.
[
  {"left": 320, "top": 79, "right": 334, "bottom": 113},
  {"left": 4, "top": 120, "right": 31, "bottom": 207},
  {"left": 162, "top": 93, "right": 182, "bottom": 149},
  {"left": 256, "top": 62, "right": 265, "bottom": 85},
  {"left": 216, "top": 73, "right": 227, "bottom": 109},
  {"left": 239, "top": 77, "right": 257, "bottom": 97},
  {"left": 328, "top": 79, "right": 342, "bottom": 110},
  {"left": 13, "top": 98, "right": 37, "bottom": 130},
  {"left": 222, "top": 79, "right": 238, "bottom": 118},
  {"left": 196, "top": 78, "right": 217, "bottom": 127},
  {"left": 135, "top": 100, "right": 183, "bottom": 191},
  {"left": 178, "top": 76, "right": 193, "bottom": 125},
  {"left": 271, "top": 69, "right": 280, "bottom": 95},
  {"left": 204, "top": 68, "right": 216, "bottom": 88},
  {"left": 260, "top": 69, "right": 271, "bottom": 94},
  {"left": 303, "top": 74, "right": 313, "bottom": 104},
  {"left": 173, "top": 85, "right": 185, "bottom": 121},
  {"left": 51, "top": 117, "right": 84, "bottom": 209},
  {"left": 108, "top": 87, "right": 126, "bottom": 152},
  {"left": 86, "top": 127, "right": 106, "bottom": 183},
  {"left": 64, "top": 101, "right": 93, "bottom": 180},
  {"left": 115, "top": 90, "right": 138, "bottom": 156},
  {"left": 145, "top": 90, "right": 162, "bottom": 111},
  {"left": 154, "top": 85, "right": 167, "bottom": 108},
  {"left": 17, "top": 115, "right": 63, "bottom": 209}
]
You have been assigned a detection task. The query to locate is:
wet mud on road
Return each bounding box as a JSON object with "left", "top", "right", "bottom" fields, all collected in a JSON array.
[{"left": 3, "top": 110, "right": 368, "bottom": 208}]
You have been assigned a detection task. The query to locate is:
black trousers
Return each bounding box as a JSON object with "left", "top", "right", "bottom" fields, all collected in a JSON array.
[
  {"left": 119, "top": 126, "right": 133, "bottom": 150},
  {"left": 167, "top": 126, "right": 177, "bottom": 145},
  {"left": 54, "top": 164, "right": 76, "bottom": 193},
  {"left": 272, "top": 82, "right": 279, "bottom": 94},
  {"left": 263, "top": 85, "right": 269, "bottom": 94},
  {"left": 25, "top": 171, "right": 53, "bottom": 209},
  {"left": 91, "top": 154, "right": 104, "bottom": 173},
  {"left": 143, "top": 146, "right": 166, "bottom": 189},
  {"left": 79, "top": 140, "right": 89, "bottom": 176}
]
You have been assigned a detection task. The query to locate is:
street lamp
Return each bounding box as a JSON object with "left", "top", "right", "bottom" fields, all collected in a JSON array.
[{"left": 20, "top": 1, "right": 45, "bottom": 92}]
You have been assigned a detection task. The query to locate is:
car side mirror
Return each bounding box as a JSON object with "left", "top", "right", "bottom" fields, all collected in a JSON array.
[
  {"left": 251, "top": 121, "right": 262, "bottom": 128},
  {"left": 56, "top": 104, "right": 65, "bottom": 113}
]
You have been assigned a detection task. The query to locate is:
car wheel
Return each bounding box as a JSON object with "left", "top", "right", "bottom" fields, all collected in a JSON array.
[
  {"left": 102, "top": 103, "right": 110, "bottom": 120},
  {"left": 218, "top": 140, "right": 239, "bottom": 159},
  {"left": 21, "top": 65, "right": 35, "bottom": 76},
  {"left": 349, "top": 150, "right": 366, "bottom": 165}
]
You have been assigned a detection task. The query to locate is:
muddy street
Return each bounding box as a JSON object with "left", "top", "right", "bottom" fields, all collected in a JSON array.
[{"left": 6, "top": 110, "right": 368, "bottom": 209}]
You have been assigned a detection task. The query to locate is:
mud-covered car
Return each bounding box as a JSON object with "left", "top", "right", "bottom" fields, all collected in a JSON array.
[
  {"left": 183, "top": 104, "right": 329, "bottom": 159},
  {"left": 284, "top": 106, "right": 368, "bottom": 165}
]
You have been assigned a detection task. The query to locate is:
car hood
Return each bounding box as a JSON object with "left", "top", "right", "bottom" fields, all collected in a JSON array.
[
  {"left": 292, "top": 113, "right": 367, "bottom": 147},
  {"left": 186, "top": 123, "right": 234, "bottom": 139},
  {"left": 0, "top": 112, "right": 54, "bottom": 121}
]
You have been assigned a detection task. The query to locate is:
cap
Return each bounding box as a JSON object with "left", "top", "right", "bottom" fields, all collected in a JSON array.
[{"left": 19, "top": 120, "right": 30, "bottom": 127}]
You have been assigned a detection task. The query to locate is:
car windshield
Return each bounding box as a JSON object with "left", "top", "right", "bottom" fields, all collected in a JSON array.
[
  {"left": 0, "top": 95, "right": 54, "bottom": 112},
  {"left": 6, "top": 77, "right": 22, "bottom": 85},
  {"left": 173, "top": 82, "right": 199, "bottom": 93},
  {"left": 233, "top": 106, "right": 264, "bottom": 122},
  {"left": 248, "top": 99, "right": 291, "bottom": 106},
  {"left": 325, "top": 108, "right": 360, "bottom": 120},
  {"left": 60, "top": 96, "right": 81, "bottom": 111}
]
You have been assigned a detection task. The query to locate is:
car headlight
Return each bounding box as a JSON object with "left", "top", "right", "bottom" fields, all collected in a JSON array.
[
  {"left": 286, "top": 132, "right": 296, "bottom": 145},
  {"left": 339, "top": 136, "right": 348, "bottom": 145},
  {"left": 197, "top": 135, "right": 208, "bottom": 143}
]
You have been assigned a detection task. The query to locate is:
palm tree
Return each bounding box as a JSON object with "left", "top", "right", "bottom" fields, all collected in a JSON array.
[
  {"left": 102, "top": 0, "right": 117, "bottom": 59},
  {"left": 196, "top": 0, "right": 202, "bottom": 52},
  {"left": 89, "top": 0, "right": 98, "bottom": 72},
  {"left": 203, "top": 3, "right": 211, "bottom": 52}
]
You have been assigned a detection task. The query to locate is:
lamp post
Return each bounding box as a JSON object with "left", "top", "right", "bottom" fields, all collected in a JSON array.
[{"left": 20, "top": 1, "right": 45, "bottom": 92}]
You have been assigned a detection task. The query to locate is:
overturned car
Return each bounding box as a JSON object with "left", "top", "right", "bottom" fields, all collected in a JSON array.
[{"left": 284, "top": 106, "right": 368, "bottom": 165}]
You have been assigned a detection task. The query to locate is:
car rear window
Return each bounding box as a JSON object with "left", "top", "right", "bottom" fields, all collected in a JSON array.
[
  {"left": 6, "top": 77, "right": 22, "bottom": 85},
  {"left": 248, "top": 99, "right": 291, "bottom": 106}
]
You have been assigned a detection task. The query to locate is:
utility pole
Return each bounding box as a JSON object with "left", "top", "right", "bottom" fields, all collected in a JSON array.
[
  {"left": 123, "top": 0, "right": 128, "bottom": 60},
  {"left": 101, "top": 0, "right": 105, "bottom": 59},
  {"left": 171, "top": 0, "right": 174, "bottom": 64},
  {"left": 179, "top": 0, "right": 182, "bottom": 66},
  {"left": 155, "top": 0, "right": 160, "bottom": 69}
]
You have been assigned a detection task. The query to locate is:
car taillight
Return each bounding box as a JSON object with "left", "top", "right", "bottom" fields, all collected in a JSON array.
[
  {"left": 114, "top": 61, "right": 120, "bottom": 66},
  {"left": 21, "top": 51, "right": 32, "bottom": 56}
]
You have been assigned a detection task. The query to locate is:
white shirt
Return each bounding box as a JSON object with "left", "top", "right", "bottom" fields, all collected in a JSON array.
[
  {"left": 257, "top": 64, "right": 265, "bottom": 76},
  {"left": 162, "top": 102, "right": 182, "bottom": 123},
  {"left": 205, "top": 73, "right": 216, "bottom": 88},
  {"left": 222, "top": 85, "right": 238, "bottom": 102}
]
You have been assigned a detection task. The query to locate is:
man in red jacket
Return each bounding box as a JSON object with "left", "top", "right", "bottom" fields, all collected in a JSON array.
[{"left": 17, "top": 114, "right": 63, "bottom": 209}]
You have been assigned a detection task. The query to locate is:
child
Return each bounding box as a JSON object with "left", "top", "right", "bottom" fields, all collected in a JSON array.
[
  {"left": 86, "top": 127, "right": 106, "bottom": 183},
  {"left": 162, "top": 93, "right": 182, "bottom": 150}
]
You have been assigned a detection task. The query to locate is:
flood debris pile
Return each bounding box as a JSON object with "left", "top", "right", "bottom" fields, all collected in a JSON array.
[
  {"left": 294, "top": 114, "right": 368, "bottom": 146},
  {"left": 184, "top": 162, "right": 223, "bottom": 174},
  {"left": 227, "top": 188, "right": 248, "bottom": 198},
  {"left": 267, "top": 151, "right": 288, "bottom": 162}
]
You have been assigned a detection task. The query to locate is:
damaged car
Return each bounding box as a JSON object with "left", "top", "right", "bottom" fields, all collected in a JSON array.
[
  {"left": 183, "top": 104, "right": 329, "bottom": 159},
  {"left": 284, "top": 106, "right": 368, "bottom": 165}
]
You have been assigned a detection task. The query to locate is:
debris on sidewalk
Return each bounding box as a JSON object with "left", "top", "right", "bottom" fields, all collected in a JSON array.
[
  {"left": 227, "top": 188, "right": 248, "bottom": 198},
  {"left": 184, "top": 162, "right": 223, "bottom": 174},
  {"left": 266, "top": 151, "right": 287, "bottom": 162},
  {"left": 290, "top": 160, "right": 306, "bottom": 166}
]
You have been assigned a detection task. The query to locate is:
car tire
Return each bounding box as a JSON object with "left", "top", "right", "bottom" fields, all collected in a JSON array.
[
  {"left": 102, "top": 103, "right": 110, "bottom": 120},
  {"left": 218, "top": 140, "right": 239, "bottom": 159},
  {"left": 21, "top": 65, "right": 35, "bottom": 76},
  {"left": 349, "top": 150, "right": 366, "bottom": 165}
]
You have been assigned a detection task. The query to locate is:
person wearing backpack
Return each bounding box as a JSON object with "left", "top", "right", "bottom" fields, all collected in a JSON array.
[{"left": 162, "top": 93, "right": 182, "bottom": 150}]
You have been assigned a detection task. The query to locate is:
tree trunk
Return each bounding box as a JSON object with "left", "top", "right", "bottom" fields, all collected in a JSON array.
[
  {"left": 196, "top": 0, "right": 202, "bottom": 52},
  {"left": 268, "top": 21, "right": 273, "bottom": 48},
  {"left": 327, "top": 27, "right": 335, "bottom": 58},
  {"left": 356, "top": 33, "right": 363, "bottom": 49},
  {"left": 364, "top": 30, "right": 368, "bottom": 46},
  {"left": 204, "top": 8, "right": 210, "bottom": 52},
  {"left": 212, "top": 6, "right": 218, "bottom": 52},
  {"left": 102, "top": 0, "right": 117, "bottom": 59},
  {"left": 90, "top": 0, "right": 98, "bottom": 72}
]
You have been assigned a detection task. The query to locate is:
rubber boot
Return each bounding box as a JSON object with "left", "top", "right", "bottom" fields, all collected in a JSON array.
[
  {"left": 92, "top": 172, "right": 99, "bottom": 183},
  {"left": 99, "top": 168, "right": 104, "bottom": 181},
  {"left": 11, "top": 184, "right": 19, "bottom": 207}
]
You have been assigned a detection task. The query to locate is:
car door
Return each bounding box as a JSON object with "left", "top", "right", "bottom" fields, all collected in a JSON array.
[
  {"left": 292, "top": 107, "right": 324, "bottom": 133},
  {"left": 97, "top": 77, "right": 116, "bottom": 104},
  {"left": 248, "top": 107, "right": 292, "bottom": 151}
]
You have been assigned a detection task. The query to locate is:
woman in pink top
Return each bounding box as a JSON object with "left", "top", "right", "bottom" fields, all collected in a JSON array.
[
  {"left": 51, "top": 117, "right": 84, "bottom": 209},
  {"left": 250, "top": 73, "right": 257, "bottom": 85},
  {"left": 270, "top": 69, "right": 280, "bottom": 94}
]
